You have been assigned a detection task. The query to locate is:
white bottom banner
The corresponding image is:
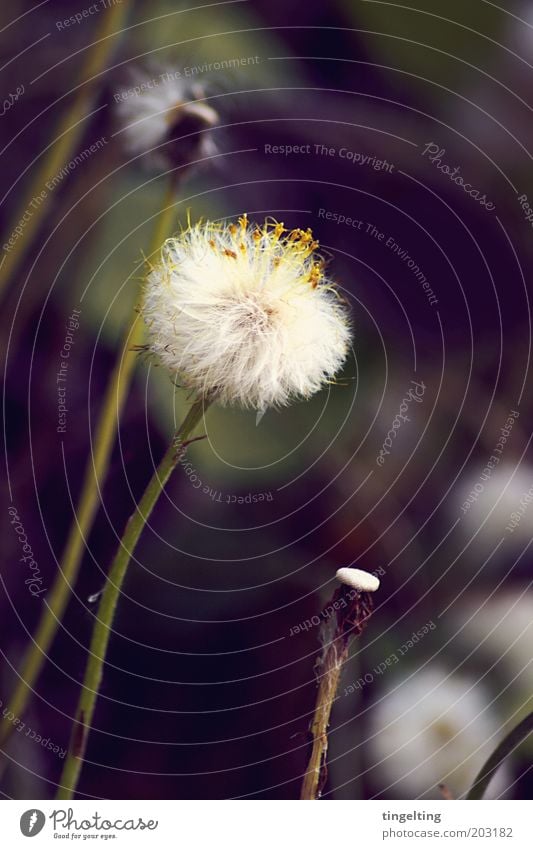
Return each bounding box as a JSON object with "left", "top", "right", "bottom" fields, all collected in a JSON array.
[{"left": 0, "top": 800, "right": 530, "bottom": 847}]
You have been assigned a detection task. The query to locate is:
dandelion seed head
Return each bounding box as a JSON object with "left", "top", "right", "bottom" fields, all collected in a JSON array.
[
  {"left": 369, "top": 665, "right": 510, "bottom": 799},
  {"left": 143, "top": 217, "right": 352, "bottom": 409},
  {"left": 115, "top": 66, "right": 218, "bottom": 169}
]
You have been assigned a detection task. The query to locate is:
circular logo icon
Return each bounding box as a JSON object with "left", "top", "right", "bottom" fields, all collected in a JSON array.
[{"left": 20, "top": 810, "right": 46, "bottom": 837}]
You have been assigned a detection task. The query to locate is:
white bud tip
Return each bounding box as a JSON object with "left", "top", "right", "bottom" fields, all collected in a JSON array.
[{"left": 335, "top": 568, "right": 380, "bottom": 592}]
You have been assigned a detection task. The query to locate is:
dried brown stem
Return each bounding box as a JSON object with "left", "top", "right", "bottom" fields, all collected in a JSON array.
[{"left": 300, "top": 587, "right": 374, "bottom": 800}]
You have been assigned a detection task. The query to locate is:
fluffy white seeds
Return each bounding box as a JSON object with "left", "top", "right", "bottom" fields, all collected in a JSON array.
[
  {"left": 336, "top": 567, "right": 380, "bottom": 592},
  {"left": 143, "top": 217, "right": 352, "bottom": 410},
  {"left": 458, "top": 462, "right": 533, "bottom": 549},
  {"left": 115, "top": 67, "right": 218, "bottom": 167},
  {"left": 369, "top": 666, "right": 509, "bottom": 799}
]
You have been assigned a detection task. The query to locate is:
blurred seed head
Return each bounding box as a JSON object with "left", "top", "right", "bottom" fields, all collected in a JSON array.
[
  {"left": 369, "top": 665, "right": 509, "bottom": 799},
  {"left": 114, "top": 65, "right": 219, "bottom": 172},
  {"left": 458, "top": 462, "right": 533, "bottom": 548},
  {"left": 450, "top": 591, "right": 533, "bottom": 696}
]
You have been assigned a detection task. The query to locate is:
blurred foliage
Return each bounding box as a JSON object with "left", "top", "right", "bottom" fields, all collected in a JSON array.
[{"left": 347, "top": 0, "right": 506, "bottom": 91}]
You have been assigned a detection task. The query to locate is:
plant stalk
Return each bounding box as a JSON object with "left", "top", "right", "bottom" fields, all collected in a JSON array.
[
  {"left": 300, "top": 640, "right": 349, "bottom": 800},
  {"left": 56, "top": 397, "right": 210, "bottom": 800},
  {"left": 0, "top": 178, "right": 178, "bottom": 763},
  {"left": 300, "top": 587, "right": 374, "bottom": 800},
  {"left": 0, "top": 0, "right": 130, "bottom": 300},
  {"left": 467, "top": 710, "right": 533, "bottom": 800}
]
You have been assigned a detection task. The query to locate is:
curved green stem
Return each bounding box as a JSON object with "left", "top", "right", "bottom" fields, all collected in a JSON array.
[
  {"left": 0, "top": 0, "right": 130, "bottom": 300},
  {"left": 56, "top": 397, "right": 210, "bottom": 800},
  {"left": 467, "top": 710, "right": 533, "bottom": 800},
  {"left": 0, "top": 179, "right": 178, "bottom": 763}
]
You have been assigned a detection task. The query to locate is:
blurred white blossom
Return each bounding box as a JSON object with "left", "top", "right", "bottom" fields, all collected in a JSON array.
[
  {"left": 369, "top": 665, "right": 509, "bottom": 798},
  {"left": 458, "top": 462, "right": 533, "bottom": 549},
  {"left": 450, "top": 591, "right": 533, "bottom": 695},
  {"left": 115, "top": 65, "right": 218, "bottom": 170}
]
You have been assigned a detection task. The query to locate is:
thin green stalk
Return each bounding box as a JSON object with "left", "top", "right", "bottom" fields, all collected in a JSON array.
[
  {"left": 467, "top": 710, "right": 533, "bottom": 800},
  {"left": 0, "top": 0, "right": 130, "bottom": 300},
  {"left": 0, "top": 179, "right": 178, "bottom": 760},
  {"left": 56, "top": 397, "right": 210, "bottom": 800}
]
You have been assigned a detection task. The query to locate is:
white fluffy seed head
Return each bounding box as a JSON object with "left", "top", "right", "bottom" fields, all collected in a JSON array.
[
  {"left": 336, "top": 567, "right": 380, "bottom": 592},
  {"left": 115, "top": 67, "right": 218, "bottom": 168},
  {"left": 369, "top": 666, "right": 509, "bottom": 799},
  {"left": 143, "top": 216, "right": 352, "bottom": 410}
]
